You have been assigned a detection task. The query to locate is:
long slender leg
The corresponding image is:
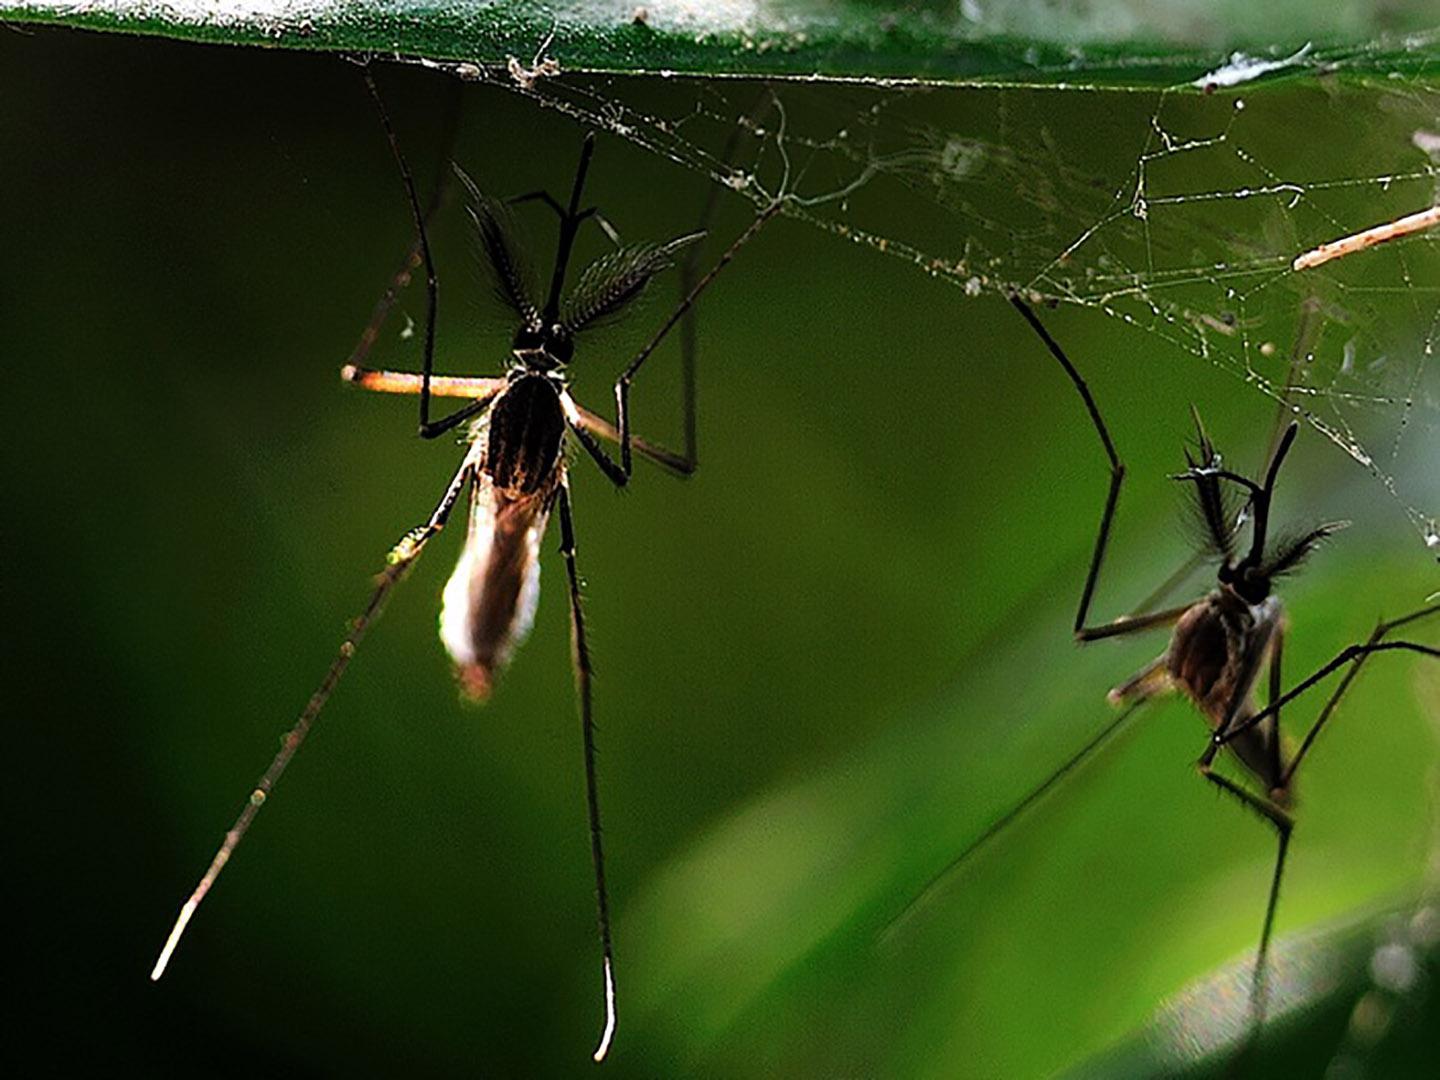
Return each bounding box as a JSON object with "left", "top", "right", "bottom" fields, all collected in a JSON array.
[
  {"left": 1267, "top": 622, "right": 1286, "bottom": 786},
  {"left": 343, "top": 82, "right": 462, "bottom": 374},
  {"left": 1195, "top": 755, "right": 1294, "bottom": 1051},
  {"left": 339, "top": 365, "right": 502, "bottom": 440},
  {"left": 340, "top": 366, "right": 505, "bottom": 401},
  {"left": 1205, "top": 621, "right": 1284, "bottom": 756},
  {"left": 570, "top": 402, "right": 694, "bottom": 477},
  {"left": 151, "top": 457, "right": 474, "bottom": 981},
  {"left": 670, "top": 97, "right": 767, "bottom": 472},
  {"left": 613, "top": 202, "right": 782, "bottom": 477},
  {"left": 556, "top": 481, "right": 617, "bottom": 1062},
  {"left": 1076, "top": 602, "right": 1199, "bottom": 642},
  {"left": 567, "top": 417, "right": 629, "bottom": 490},
  {"left": 1246, "top": 829, "right": 1292, "bottom": 1049},
  {"left": 591, "top": 95, "right": 770, "bottom": 483},
  {"left": 1008, "top": 295, "right": 1142, "bottom": 643},
  {"left": 1276, "top": 603, "right": 1440, "bottom": 785},
  {"left": 1209, "top": 602, "right": 1438, "bottom": 1064},
  {"left": 1196, "top": 764, "right": 1292, "bottom": 831},
  {"left": 1215, "top": 608, "right": 1440, "bottom": 751},
  {"left": 561, "top": 390, "right": 692, "bottom": 486},
  {"left": 363, "top": 70, "right": 475, "bottom": 441},
  {"left": 1196, "top": 631, "right": 1295, "bottom": 1047},
  {"left": 880, "top": 700, "right": 1149, "bottom": 942},
  {"left": 1198, "top": 772, "right": 1293, "bottom": 1060}
]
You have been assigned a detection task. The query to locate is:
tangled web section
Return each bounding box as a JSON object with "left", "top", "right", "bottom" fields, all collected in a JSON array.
[{"left": 417, "top": 55, "right": 1440, "bottom": 563}]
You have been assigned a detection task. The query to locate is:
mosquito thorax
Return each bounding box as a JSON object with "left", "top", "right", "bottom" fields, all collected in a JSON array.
[
  {"left": 486, "top": 372, "right": 566, "bottom": 497},
  {"left": 1170, "top": 584, "right": 1282, "bottom": 740},
  {"left": 511, "top": 324, "right": 574, "bottom": 372}
]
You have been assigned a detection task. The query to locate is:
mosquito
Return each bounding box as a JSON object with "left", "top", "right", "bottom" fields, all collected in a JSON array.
[
  {"left": 150, "top": 74, "right": 777, "bottom": 1062},
  {"left": 889, "top": 294, "right": 1440, "bottom": 1051}
]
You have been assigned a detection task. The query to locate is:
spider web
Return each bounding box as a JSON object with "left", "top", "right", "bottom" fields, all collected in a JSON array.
[{"left": 418, "top": 52, "right": 1440, "bottom": 563}]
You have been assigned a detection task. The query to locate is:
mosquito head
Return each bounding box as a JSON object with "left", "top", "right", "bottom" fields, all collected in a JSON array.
[
  {"left": 1188, "top": 419, "right": 1342, "bottom": 604},
  {"left": 512, "top": 323, "right": 574, "bottom": 371},
  {"left": 1217, "top": 558, "right": 1272, "bottom": 605}
]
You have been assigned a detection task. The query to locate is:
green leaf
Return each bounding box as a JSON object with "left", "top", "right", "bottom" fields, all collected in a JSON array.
[
  {"left": 1070, "top": 900, "right": 1440, "bottom": 1078},
  {"left": 8, "top": 22, "right": 1440, "bottom": 1080},
  {"left": 6, "top": 0, "right": 1440, "bottom": 85}
]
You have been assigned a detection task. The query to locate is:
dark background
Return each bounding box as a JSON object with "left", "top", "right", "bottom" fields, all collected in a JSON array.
[{"left": 4, "top": 26, "right": 1439, "bottom": 1078}]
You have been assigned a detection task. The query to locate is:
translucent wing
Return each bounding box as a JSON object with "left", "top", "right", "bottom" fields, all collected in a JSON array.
[
  {"left": 439, "top": 467, "right": 549, "bottom": 701},
  {"left": 560, "top": 233, "right": 702, "bottom": 334},
  {"left": 453, "top": 164, "right": 542, "bottom": 331}
]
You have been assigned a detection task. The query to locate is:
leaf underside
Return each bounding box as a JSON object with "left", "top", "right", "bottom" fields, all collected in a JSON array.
[{"left": 7, "top": 1, "right": 1440, "bottom": 87}]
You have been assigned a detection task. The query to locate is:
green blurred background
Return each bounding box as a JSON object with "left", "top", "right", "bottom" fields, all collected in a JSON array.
[{"left": 4, "top": 28, "right": 1439, "bottom": 1078}]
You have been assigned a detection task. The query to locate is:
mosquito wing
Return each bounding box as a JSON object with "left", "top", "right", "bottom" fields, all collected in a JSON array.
[{"left": 439, "top": 467, "right": 551, "bottom": 701}]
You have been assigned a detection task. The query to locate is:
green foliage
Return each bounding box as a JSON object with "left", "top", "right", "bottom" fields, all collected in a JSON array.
[
  {"left": 4, "top": 16, "right": 1440, "bottom": 1080},
  {"left": 3, "top": 0, "right": 1440, "bottom": 84}
]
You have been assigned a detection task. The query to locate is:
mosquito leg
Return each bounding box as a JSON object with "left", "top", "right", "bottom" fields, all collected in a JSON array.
[
  {"left": 570, "top": 401, "right": 694, "bottom": 478},
  {"left": 613, "top": 202, "right": 782, "bottom": 477},
  {"left": 151, "top": 457, "right": 473, "bottom": 982},
  {"left": 338, "top": 367, "right": 499, "bottom": 441},
  {"left": 626, "top": 92, "right": 774, "bottom": 478},
  {"left": 363, "top": 70, "right": 479, "bottom": 440},
  {"left": 1245, "top": 828, "right": 1293, "bottom": 1053},
  {"left": 341, "top": 367, "right": 506, "bottom": 401},
  {"left": 1074, "top": 602, "right": 1196, "bottom": 642},
  {"left": 1195, "top": 760, "right": 1294, "bottom": 1048},
  {"left": 567, "top": 413, "right": 629, "bottom": 489},
  {"left": 569, "top": 103, "right": 770, "bottom": 482},
  {"left": 1272, "top": 603, "right": 1440, "bottom": 786},
  {"left": 1204, "top": 602, "right": 1438, "bottom": 1056},
  {"left": 339, "top": 366, "right": 502, "bottom": 439},
  {"left": 1204, "top": 621, "right": 1282, "bottom": 764},
  {"left": 1013, "top": 296, "right": 1169, "bottom": 648},
  {"left": 343, "top": 80, "right": 462, "bottom": 374},
  {"left": 667, "top": 98, "right": 767, "bottom": 474},
  {"left": 556, "top": 481, "right": 617, "bottom": 1062},
  {"left": 1215, "top": 605, "right": 1440, "bottom": 754}
]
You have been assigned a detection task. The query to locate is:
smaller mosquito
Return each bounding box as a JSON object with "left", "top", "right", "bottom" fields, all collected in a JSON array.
[
  {"left": 889, "top": 294, "right": 1439, "bottom": 1052},
  {"left": 151, "top": 74, "right": 776, "bottom": 1061}
]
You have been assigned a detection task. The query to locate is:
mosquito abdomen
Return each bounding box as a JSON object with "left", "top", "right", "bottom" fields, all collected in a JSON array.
[{"left": 440, "top": 476, "right": 549, "bottom": 701}]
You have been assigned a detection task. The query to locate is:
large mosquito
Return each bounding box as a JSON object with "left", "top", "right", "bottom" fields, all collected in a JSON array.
[
  {"left": 891, "top": 294, "right": 1439, "bottom": 1050},
  {"left": 150, "top": 77, "right": 776, "bottom": 1061}
]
